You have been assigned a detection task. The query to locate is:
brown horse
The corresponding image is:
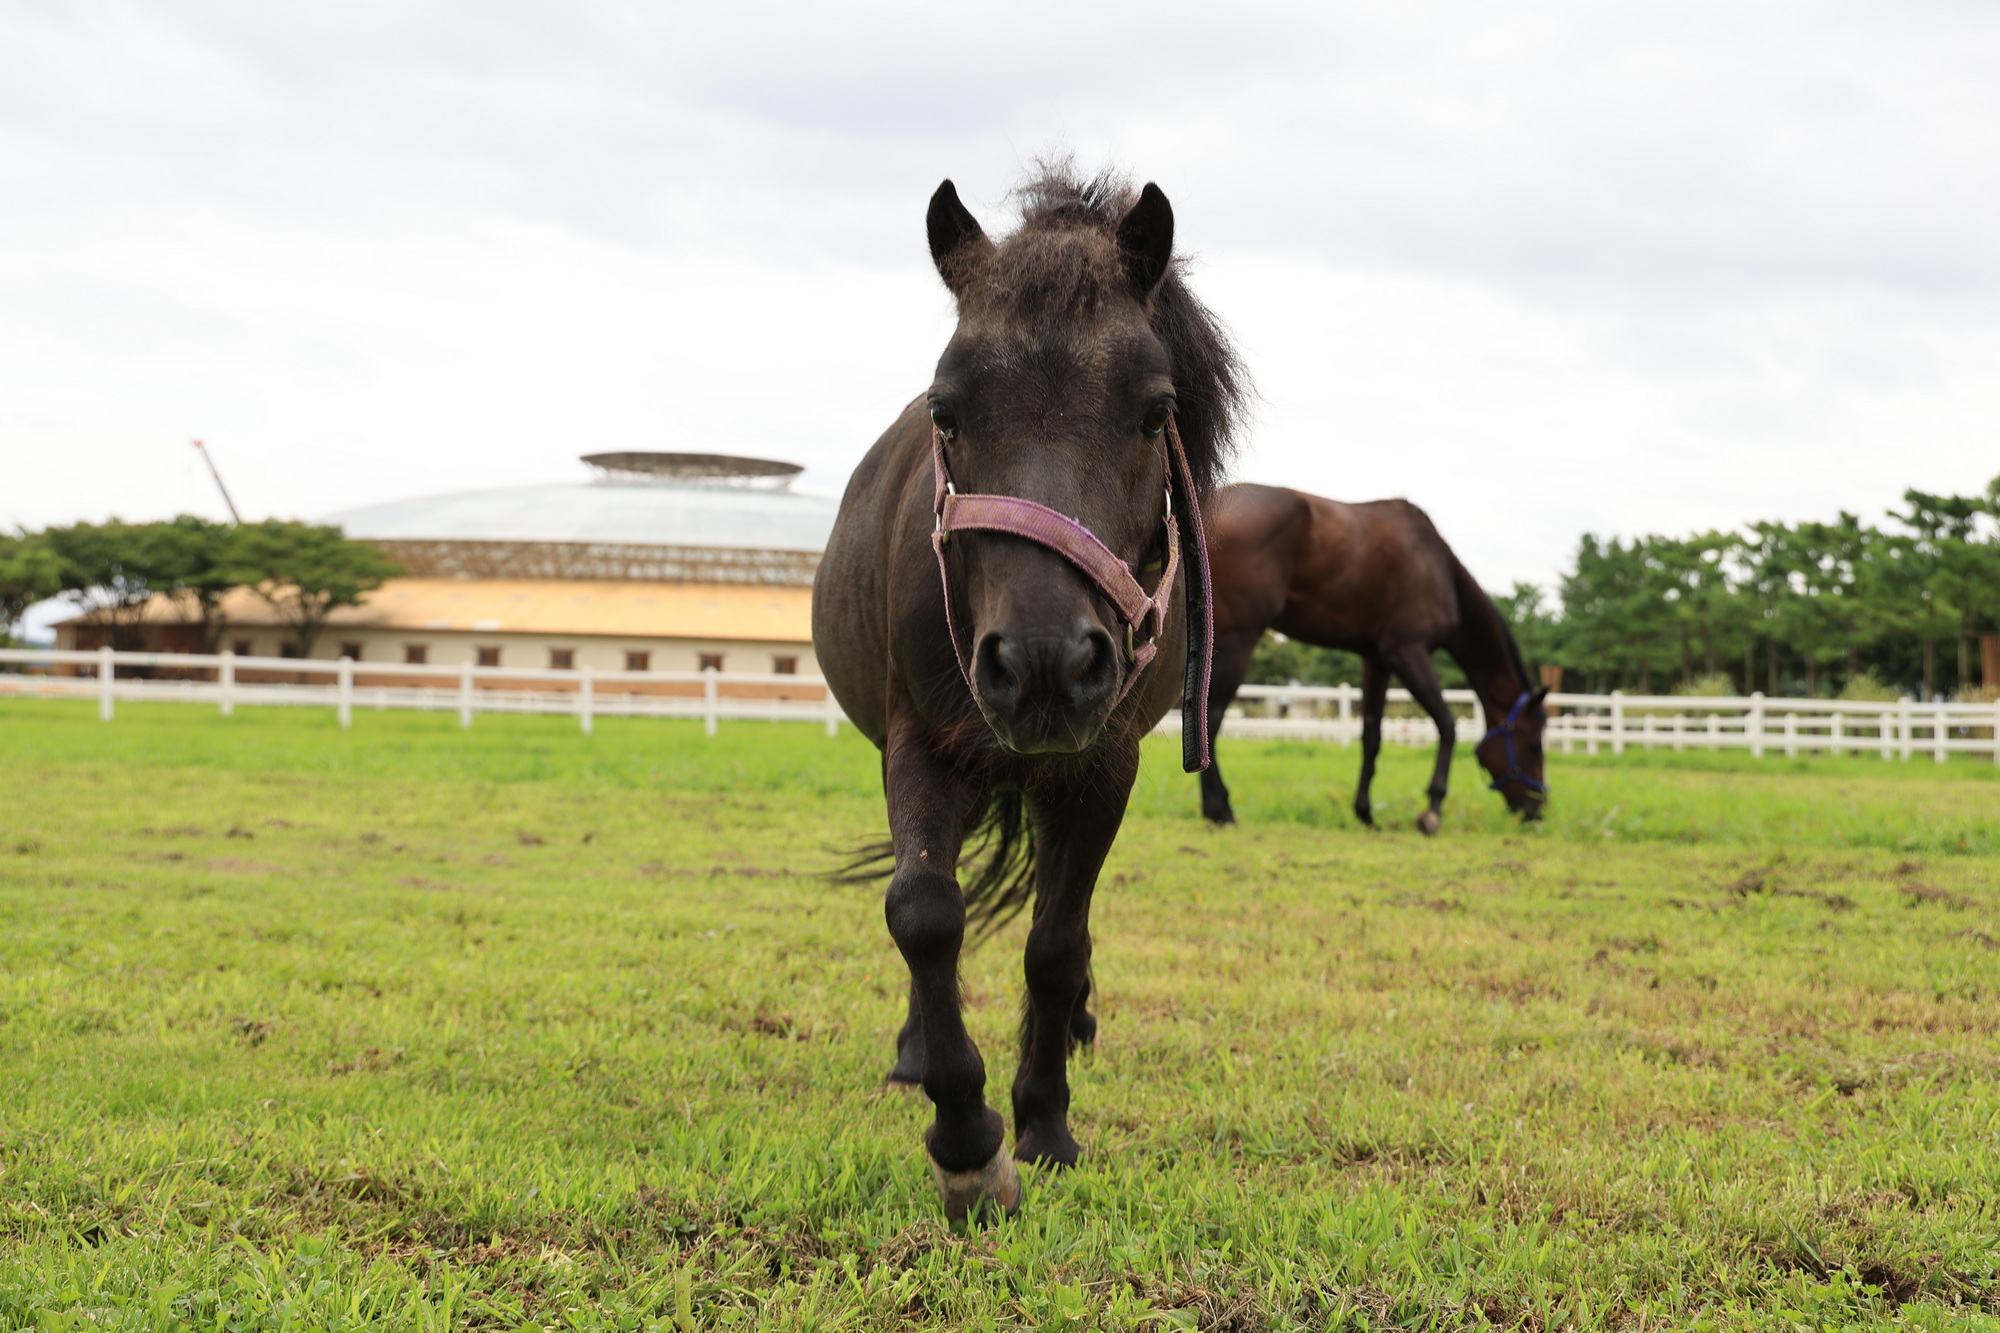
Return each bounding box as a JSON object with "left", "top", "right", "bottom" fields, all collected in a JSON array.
[
  {"left": 813, "top": 164, "right": 1246, "bottom": 1222},
  {"left": 1198, "top": 485, "right": 1548, "bottom": 832}
]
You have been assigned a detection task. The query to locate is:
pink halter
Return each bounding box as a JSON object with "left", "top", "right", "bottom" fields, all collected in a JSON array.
[{"left": 930, "top": 416, "right": 1214, "bottom": 772}]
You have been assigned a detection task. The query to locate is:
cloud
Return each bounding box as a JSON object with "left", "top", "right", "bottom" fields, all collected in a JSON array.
[{"left": 3, "top": 0, "right": 1999, "bottom": 588}]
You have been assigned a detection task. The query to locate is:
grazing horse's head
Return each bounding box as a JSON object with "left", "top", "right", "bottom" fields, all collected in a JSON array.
[
  {"left": 922, "top": 168, "right": 1239, "bottom": 755},
  {"left": 1478, "top": 686, "right": 1550, "bottom": 820}
]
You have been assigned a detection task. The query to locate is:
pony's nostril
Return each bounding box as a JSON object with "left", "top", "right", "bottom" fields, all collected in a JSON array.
[
  {"left": 974, "top": 633, "right": 1025, "bottom": 710},
  {"left": 1064, "top": 629, "right": 1118, "bottom": 705}
]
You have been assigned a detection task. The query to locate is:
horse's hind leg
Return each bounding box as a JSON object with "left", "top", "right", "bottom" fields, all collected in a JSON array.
[
  {"left": 1353, "top": 658, "right": 1391, "bottom": 827},
  {"left": 881, "top": 714, "right": 1015, "bottom": 1222},
  {"left": 1384, "top": 645, "right": 1457, "bottom": 836},
  {"left": 1011, "top": 743, "right": 1136, "bottom": 1168}
]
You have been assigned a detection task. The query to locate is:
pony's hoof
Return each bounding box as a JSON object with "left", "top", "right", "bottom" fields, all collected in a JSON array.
[
  {"left": 1416, "top": 810, "right": 1441, "bottom": 836},
  {"left": 931, "top": 1145, "right": 1022, "bottom": 1226}
]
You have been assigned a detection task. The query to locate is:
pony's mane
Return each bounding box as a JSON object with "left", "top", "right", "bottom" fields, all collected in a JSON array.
[{"left": 958, "top": 158, "right": 1249, "bottom": 495}]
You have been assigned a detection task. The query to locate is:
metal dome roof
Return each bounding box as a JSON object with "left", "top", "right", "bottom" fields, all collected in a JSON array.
[{"left": 320, "top": 455, "right": 837, "bottom": 553}]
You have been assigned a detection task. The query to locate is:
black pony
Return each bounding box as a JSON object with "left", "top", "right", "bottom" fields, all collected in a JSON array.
[{"left": 813, "top": 163, "right": 1246, "bottom": 1221}]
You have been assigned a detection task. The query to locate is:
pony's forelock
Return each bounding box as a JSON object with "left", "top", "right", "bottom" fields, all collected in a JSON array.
[{"left": 952, "top": 156, "right": 1250, "bottom": 495}]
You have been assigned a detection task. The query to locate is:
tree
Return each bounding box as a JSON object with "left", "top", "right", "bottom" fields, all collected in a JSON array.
[
  {"left": 0, "top": 531, "right": 64, "bottom": 645},
  {"left": 230, "top": 521, "right": 402, "bottom": 658},
  {"left": 42, "top": 520, "right": 192, "bottom": 650},
  {"left": 1895, "top": 482, "right": 2000, "bottom": 696},
  {"left": 1246, "top": 632, "right": 1361, "bottom": 687},
  {"left": 154, "top": 516, "right": 242, "bottom": 651}
]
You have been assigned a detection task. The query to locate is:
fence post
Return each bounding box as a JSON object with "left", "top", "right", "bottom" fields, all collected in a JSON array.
[
  {"left": 579, "top": 666, "right": 594, "bottom": 735},
  {"left": 1992, "top": 698, "right": 2000, "bottom": 766},
  {"left": 338, "top": 656, "right": 353, "bottom": 730},
  {"left": 1337, "top": 683, "right": 1354, "bottom": 746},
  {"left": 824, "top": 693, "right": 840, "bottom": 738},
  {"left": 1749, "top": 692, "right": 1764, "bottom": 758},
  {"left": 98, "top": 644, "right": 115, "bottom": 721},
  {"left": 1829, "top": 708, "right": 1842, "bottom": 757},
  {"left": 1706, "top": 712, "right": 1719, "bottom": 747},
  {"left": 1610, "top": 690, "right": 1625, "bottom": 756},
  {"left": 458, "top": 661, "right": 474, "bottom": 729},
  {"left": 703, "top": 665, "right": 719, "bottom": 737},
  {"left": 1784, "top": 711, "right": 1798, "bottom": 758},
  {"left": 1934, "top": 704, "right": 1948, "bottom": 764},
  {"left": 1899, "top": 697, "right": 1913, "bottom": 761},
  {"left": 219, "top": 649, "right": 235, "bottom": 717}
]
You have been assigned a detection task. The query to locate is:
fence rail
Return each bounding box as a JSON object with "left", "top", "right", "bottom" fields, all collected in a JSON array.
[
  {"left": 0, "top": 647, "right": 843, "bottom": 736},
  {"left": 5, "top": 649, "right": 1997, "bottom": 762},
  {"left": 1156, "top": 682, "right": 2000, "bottom": 764}
]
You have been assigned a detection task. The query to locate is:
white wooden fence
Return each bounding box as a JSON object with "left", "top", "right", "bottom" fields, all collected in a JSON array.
[
  {"left": 4, "top": 649, "right": 1997, "bottom": 763},
  {"left": 0, "top": 647, "right": 844, "bottom": 736},
  {"left": 1159, "top": 682, "right": 2000, "bottom": 764}
]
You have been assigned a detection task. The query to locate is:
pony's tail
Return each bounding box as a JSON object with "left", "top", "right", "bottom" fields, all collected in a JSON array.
[{"left": 829, "top": 788, "right": 1038, "bottom": 944}]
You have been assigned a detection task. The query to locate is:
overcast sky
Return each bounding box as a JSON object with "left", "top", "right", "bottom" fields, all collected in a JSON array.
[{"left": 5, "top": 0, "right": 1998, "bottom": 592}]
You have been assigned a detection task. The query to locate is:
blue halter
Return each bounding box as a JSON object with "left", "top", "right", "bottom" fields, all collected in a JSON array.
[{"left": 1482, "top": 691, "right": 1547, "bottom": 794}]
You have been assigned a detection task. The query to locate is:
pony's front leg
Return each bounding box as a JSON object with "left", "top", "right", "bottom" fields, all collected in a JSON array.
[
  {"left": 882, "top": 719, "right": 1015, "bottom": 1223},
  {"left": 1012, "top": 743, "right": 1138, "bottom": 1167}
]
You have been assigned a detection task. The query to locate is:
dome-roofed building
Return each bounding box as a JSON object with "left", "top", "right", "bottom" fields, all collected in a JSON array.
[
  {"left": 55, "top": 453, "right": 835, "bottom": 691},
  {"left": 325, "top": 452, "right": 838, "bottom": 586}
]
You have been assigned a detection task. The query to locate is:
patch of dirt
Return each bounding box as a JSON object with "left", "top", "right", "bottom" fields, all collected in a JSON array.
[
  {"left": 225, "top": 826, "right": 255, "bottom": 839},
  {"left": 1901, "top": 883, "right": 1977, "bottom": 910},
  {"left": 326, "top": 1047, "right": 404, "bottom": 1076},
  {"left": 205, "top": 858, "right": 288, "bottom": 874},
  {"left": 1718, "top": 869, "right": 1853, "bottom": 911},
  {"left": 516, "top": 831, "right": 545, "bottom": 846},
  {"left": 230, "top": 1017, "right": 275, "bottom": 1046}
]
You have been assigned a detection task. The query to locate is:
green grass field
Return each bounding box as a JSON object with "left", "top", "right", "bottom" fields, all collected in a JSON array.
[{"left": 2, "top": 700, "right": 1998, "bottom": 1331}]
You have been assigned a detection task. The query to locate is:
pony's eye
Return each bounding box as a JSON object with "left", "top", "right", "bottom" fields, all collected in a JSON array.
[
  {"left": 929, "top": 405, "right": 959, "bottom": 440},
  {"left": 1140, "top": 402, "right": 1172, "bottom": 437}
]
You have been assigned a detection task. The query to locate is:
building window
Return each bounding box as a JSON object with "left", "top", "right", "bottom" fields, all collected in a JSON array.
[
  {"left": 476, "top": 646, "right": 501, "bottom": 668},
  {"left": 625, "top": 651, "right": 651, "bottom": 672},
  {"left": 405, "top": 644, "right": 428, "bottom": 665},
  {"left": 549, "top": 648, "right": 575, "bottom": 670},
  {"left": 232, "top": 639, "right": 253, "bottom": 657},
  {"left": 339, "top": 642, "right": 363, "bottom": 662},
  {"left": 698, "top": 653, "right": 724, "bottom": 672},
  {"left": 773, "top": 655, "right": 798, "bottom": 675},
  {"left": 279, "top": 642, "right": 300, "bottom": 659}
]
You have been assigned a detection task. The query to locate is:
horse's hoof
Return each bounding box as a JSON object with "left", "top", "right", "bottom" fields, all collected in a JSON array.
[
  {"left": 931, "top": 1145, "right": 1022, "bottom": 1226},
  {"left": 1416, "top": 810, "right": 1441, "bottom": 836}
]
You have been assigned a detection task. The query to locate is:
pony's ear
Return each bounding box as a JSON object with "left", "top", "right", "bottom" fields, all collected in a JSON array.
[
  {"left": 1115, "top": 182, "right": 1174, "bottom": 296},
  {"left": 927, "top": 180, "right": 990, "bottom": 296},
  {"left": 1532, "top": 686, "right": 1550, "bottom": 705}
]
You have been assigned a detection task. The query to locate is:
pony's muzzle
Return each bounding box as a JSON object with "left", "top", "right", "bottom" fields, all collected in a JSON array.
[{"left": 972, "top": 620, "right": 1120, "bottom": 753}]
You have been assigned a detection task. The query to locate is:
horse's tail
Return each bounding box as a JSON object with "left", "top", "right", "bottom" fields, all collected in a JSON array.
[{"left": 830, "top": 787, "right": 1037, "bottom": 943}]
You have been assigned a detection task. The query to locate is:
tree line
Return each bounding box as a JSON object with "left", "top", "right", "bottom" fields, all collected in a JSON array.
[
  {"left": 0, "top": 517, "right": 400, "bottom": 658},
  {"left": 1251, "top": 476, "right": 2000, "bottom": 700}
]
